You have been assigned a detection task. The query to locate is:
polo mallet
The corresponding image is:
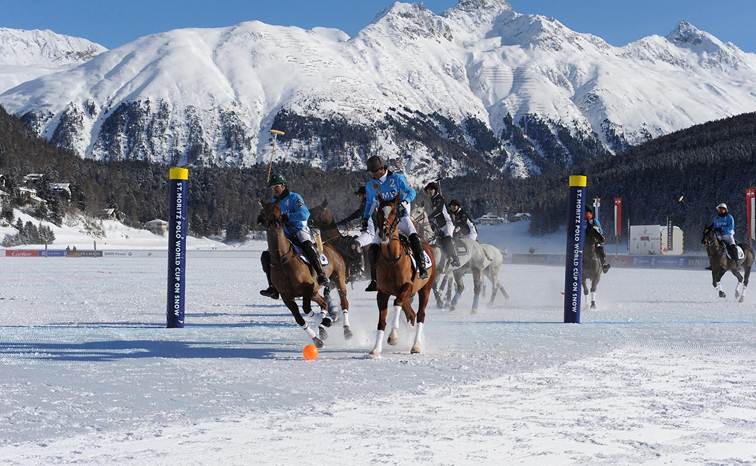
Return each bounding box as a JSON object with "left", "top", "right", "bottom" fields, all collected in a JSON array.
[{"left": 267, "top": 129, "right": 286, "bottom": 183}]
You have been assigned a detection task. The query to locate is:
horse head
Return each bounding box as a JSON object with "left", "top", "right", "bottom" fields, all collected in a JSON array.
[
  {"left": 308, "top": 200, "right": 334, "bottom": 228},
  {"left": 376, "top": 196, "right": 401, "bottom": 242},
  {"left": 259, "top": 200, "right": 284, "bottom": 228},
  {"left": 702, "top": 225, "right": 718, "bottom": 247}
]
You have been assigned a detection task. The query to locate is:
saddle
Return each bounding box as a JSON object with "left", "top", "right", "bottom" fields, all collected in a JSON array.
[
  {"left": 291, "top": 242, "right": 329, "bottom": 266},
  {"left": 452, "top": 238, "right": 469, "bottom": 256},
  {"left": 397, "top": 235, "right": 432, "bottom": 279},
  {"left": 724, "top": 243, "right": 746, "bottom": 263}
]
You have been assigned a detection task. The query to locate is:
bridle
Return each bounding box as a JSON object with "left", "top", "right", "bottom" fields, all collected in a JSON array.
[
  {"left": 263, "top": 208, "right": 294, "bottom": 265},
  {"left": 378, "top": 202, "right": 403, "bottom": 263}
]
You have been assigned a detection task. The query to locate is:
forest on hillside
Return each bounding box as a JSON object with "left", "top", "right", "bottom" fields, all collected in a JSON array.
[{"left": 2, "top": 104, "right": 754, "bottom": 249}]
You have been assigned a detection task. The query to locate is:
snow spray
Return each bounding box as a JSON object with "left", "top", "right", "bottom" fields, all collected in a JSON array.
[
  {"left": 167, "top": 167, "right": 189, "bottom": 328},
  {"left": 564, "top": 175, "right": 587, "bottom": 324}
]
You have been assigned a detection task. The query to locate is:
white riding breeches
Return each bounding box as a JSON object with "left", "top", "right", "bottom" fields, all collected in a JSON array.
[
  {"left": 438, "top": 222, "right": 454, "bottom": 238},
  {"left": 355, "top": 202, "right": 417, "bottom": 246},
  {"left": 294, "top": 227, "right": 312, "bottom": 243},
  {"left": 717, "top": 234, "right": 735, "bottom": 246}
]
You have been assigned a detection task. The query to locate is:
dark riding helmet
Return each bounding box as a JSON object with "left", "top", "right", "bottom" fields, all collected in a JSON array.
[
  {"left": 449, "top": 199, "right": 461, "bottom": 208},
  {"left": 268, "top": 173, "right": 287, "bottom": 187},
  {"left": 366, "top": 156, "right": 386, "bottom": 172},
  {"left": 355, "top": 186, "right": 366, "bottom": 196},
  {"left": 424, "top": 182, "right": 440, "bottom": 192},
  {"left": 585, "top": 206, "right": 594, "bottom": 214}
]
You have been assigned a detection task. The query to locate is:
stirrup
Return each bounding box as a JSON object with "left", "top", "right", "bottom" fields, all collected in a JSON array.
[
  {"left": 602, "top": 264, "right": 611, "bottom": 273},
  {"left": 317, "top": 274, "right": 329, "bottom": 286},
  {"left": 418, "top": 268, "right": 429, "bottom": 279},
  {"left": 450, "top": 257, "right": 460, "bottom": 267}
]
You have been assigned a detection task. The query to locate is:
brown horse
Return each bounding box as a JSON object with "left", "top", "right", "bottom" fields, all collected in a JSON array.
[
  {"left": 308, "top": 200, "right": 364, "bottom": 283},
  {"left": 369, "top": 197, "right": 436, "bottom": 357},
  {"left": 259, "top": 201, "right": 352, "bottom": 346}
]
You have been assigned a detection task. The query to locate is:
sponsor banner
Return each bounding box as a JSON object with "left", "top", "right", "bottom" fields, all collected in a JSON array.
[
  {"left": 66, "top": 250, "right": 103, "bottom": 257},
  {"left": 510, "top": 253, "right": 708, "bottom": 270},
  {"left": 746, "top": 188, "right": 756, "bottom": 241},
  {"left": 613, "top": 197, "right": 623, "bottom": 238},
  {"left": 5, "top": 249, "right": 40, "bottom": 257},
  {"left": 40, "top": 250, "right": 66, "bottom": 257}
]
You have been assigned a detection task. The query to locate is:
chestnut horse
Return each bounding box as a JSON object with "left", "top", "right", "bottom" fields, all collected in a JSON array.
[
  {"left": 259, "top": 201, "right": 352, "bottom": 347},
  {"left": 369, "top": 197, "right": 436, "bottom": 357}
]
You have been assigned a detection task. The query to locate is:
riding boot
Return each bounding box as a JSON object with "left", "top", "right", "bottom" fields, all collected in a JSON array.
[
  {"left": 365, "top": 244, "right": 380, "bottom": 291},
  {"left": 259, "top": 251, "right": 279, "bottom": 299},
  {"left": 302, "top": 241, "right": 328, "bottom": 285},
  {"left": 442, "top": 235, "right": 460, "bottom": 267},
  {"left": 409, "top": 233, "right": 429, "bottom": 279},
  {"left": 597, "top": 244, "right": 611, "bottom": 273},
  {"left": 727, "top": 244, "right": 739, "bottom": 263}
]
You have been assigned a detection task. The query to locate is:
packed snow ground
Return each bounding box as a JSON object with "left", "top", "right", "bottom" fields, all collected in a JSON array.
[{"left": 1, "top": 254, "right": 756, "bottom": 464}]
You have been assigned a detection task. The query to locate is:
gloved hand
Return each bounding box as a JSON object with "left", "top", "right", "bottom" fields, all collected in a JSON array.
[{"left": 360, "top": 219, "right": 369, "bottom": 232}]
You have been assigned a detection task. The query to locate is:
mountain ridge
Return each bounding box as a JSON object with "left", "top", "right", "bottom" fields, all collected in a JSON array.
[{"left": 1, "top": 1, "right": 754, "bottom": 181}]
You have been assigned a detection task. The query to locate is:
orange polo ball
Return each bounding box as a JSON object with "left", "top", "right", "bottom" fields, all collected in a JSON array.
[{"left": 303, "top": 344, "right": 319, "bottom": 361}]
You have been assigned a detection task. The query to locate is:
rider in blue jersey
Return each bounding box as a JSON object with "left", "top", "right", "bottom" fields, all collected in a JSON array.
[
  {"left": 585, "top": 207, "right": 610, "bottom": 273},
  {"left": 356, "top": 156, "right": 427, "bottom": 291},
  {"left": 259, "top": 174, "right": 327, "bottom": 299}
]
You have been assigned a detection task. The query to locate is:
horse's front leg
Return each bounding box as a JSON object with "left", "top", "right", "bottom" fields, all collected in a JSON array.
[
  {"left": 412, "top": 282, "right": 432, "bottom": 354},
  {"left": 389, "top": 284, "right": 415, "bottom": 346},
  {"left": 471, "top": 268, "right": 482, "bottom": 314},
  {"left": 370, "top": 291, "right": 390, "bottom": 358},
  {"left": 714, "top": 269, "right": 726, "bottom": 298},
  {"left": 284, "top": 298, "right": 323, "bottom": 348},
  {"left": 732, "top": 268, "right": 745, "bottom": 300}
]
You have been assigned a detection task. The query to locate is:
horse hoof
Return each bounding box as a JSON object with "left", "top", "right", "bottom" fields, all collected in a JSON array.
[
  {"left": 312, "top": 337, "right": 324, "bottom": 349},
  {"left": 320, "top": 316, "right": 332, "bottom": 328},
  {"left": 368, "top": 350, "right": 381, "bottom": 359},
  {"left": 387, "top": 329, "right": 399, "bottom": 346},
  {"left": 328, "top": 307, "right": 340, "bottom": 322},
  {"left": 318, "top": 326, "right": 328, "bottom": 341},
  {"left": 471, "top": 308, "right": 478, "bottom": 314},
  {"left": 590, "top": 302, "right": 596, "bottom": 310},
  {"left": 410, "top": 345, "right": 421, "bottom": 354},
  {"left": 719, "top": 291, "right": 727, "bottom": 298},
  {"left": 343, "top": 326, "right": 353, "bottom": 340},
  {"left": 739, "top": 296, "right": 745, "bottom": 303}
]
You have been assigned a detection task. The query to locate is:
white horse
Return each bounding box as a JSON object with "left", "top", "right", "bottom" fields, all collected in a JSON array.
[{"left": 412, "top": 207, "right": 508, "bottom": 312}]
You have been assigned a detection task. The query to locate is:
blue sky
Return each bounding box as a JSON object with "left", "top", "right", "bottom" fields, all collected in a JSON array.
[{"left": 3, "top": 0, "right": 754, "bottom": 51}]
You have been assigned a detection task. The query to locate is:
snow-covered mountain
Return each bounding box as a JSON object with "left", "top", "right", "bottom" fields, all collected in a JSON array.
[
  {"left": 0, "top": 28, "right": 106, "bottom": 93},
  {"left": 2, "top": 0, "right": 755, "bottom": 180}
]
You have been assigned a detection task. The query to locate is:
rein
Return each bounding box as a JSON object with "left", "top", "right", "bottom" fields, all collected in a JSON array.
[
  {"left": 267, "top": 220, "right": 295, "bottom": 266},
  {"left": 379, "top": 207, "right": 403, "bottom": 263}
]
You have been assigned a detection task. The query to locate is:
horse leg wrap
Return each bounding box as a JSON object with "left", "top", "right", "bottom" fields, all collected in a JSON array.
[
  {"left": 301, "top": 324, "right": 317, "bottom": 339},
  {"left": 370, "top": 330, "right": 385, "bottom": 356},
  {"left": 411, "top": 322, "right": 424, "bottom": 354},
  {"left": 342, "top": 309, "right": 351, "bottom": 327}
]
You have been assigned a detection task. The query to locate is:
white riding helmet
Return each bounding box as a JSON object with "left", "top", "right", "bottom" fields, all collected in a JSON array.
[{"left": 717, "top": 203, "right": 728, "bottom": 211}]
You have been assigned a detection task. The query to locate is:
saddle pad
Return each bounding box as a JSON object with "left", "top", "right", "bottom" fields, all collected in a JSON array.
[
  {"left": 453, "top": 239, "right": 469, "bottom": 256},
  {"left": 731, "top": 246, "right": 745, "bottom": 262},
  {"left": 410, "top": 251, "right": 433, "bottom": 271},
  {"left": 299, "top": 254, "right": 329, "bottom": 266}
]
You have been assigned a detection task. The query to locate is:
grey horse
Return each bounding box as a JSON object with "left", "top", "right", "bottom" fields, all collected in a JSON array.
[{"left": 412, "top": 207, "right": 508, "bottom": 312}]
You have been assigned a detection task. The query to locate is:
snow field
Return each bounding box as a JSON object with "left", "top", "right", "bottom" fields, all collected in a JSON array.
[{"left": 1, "top": 253, "right": 755, "bottom": 464}]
